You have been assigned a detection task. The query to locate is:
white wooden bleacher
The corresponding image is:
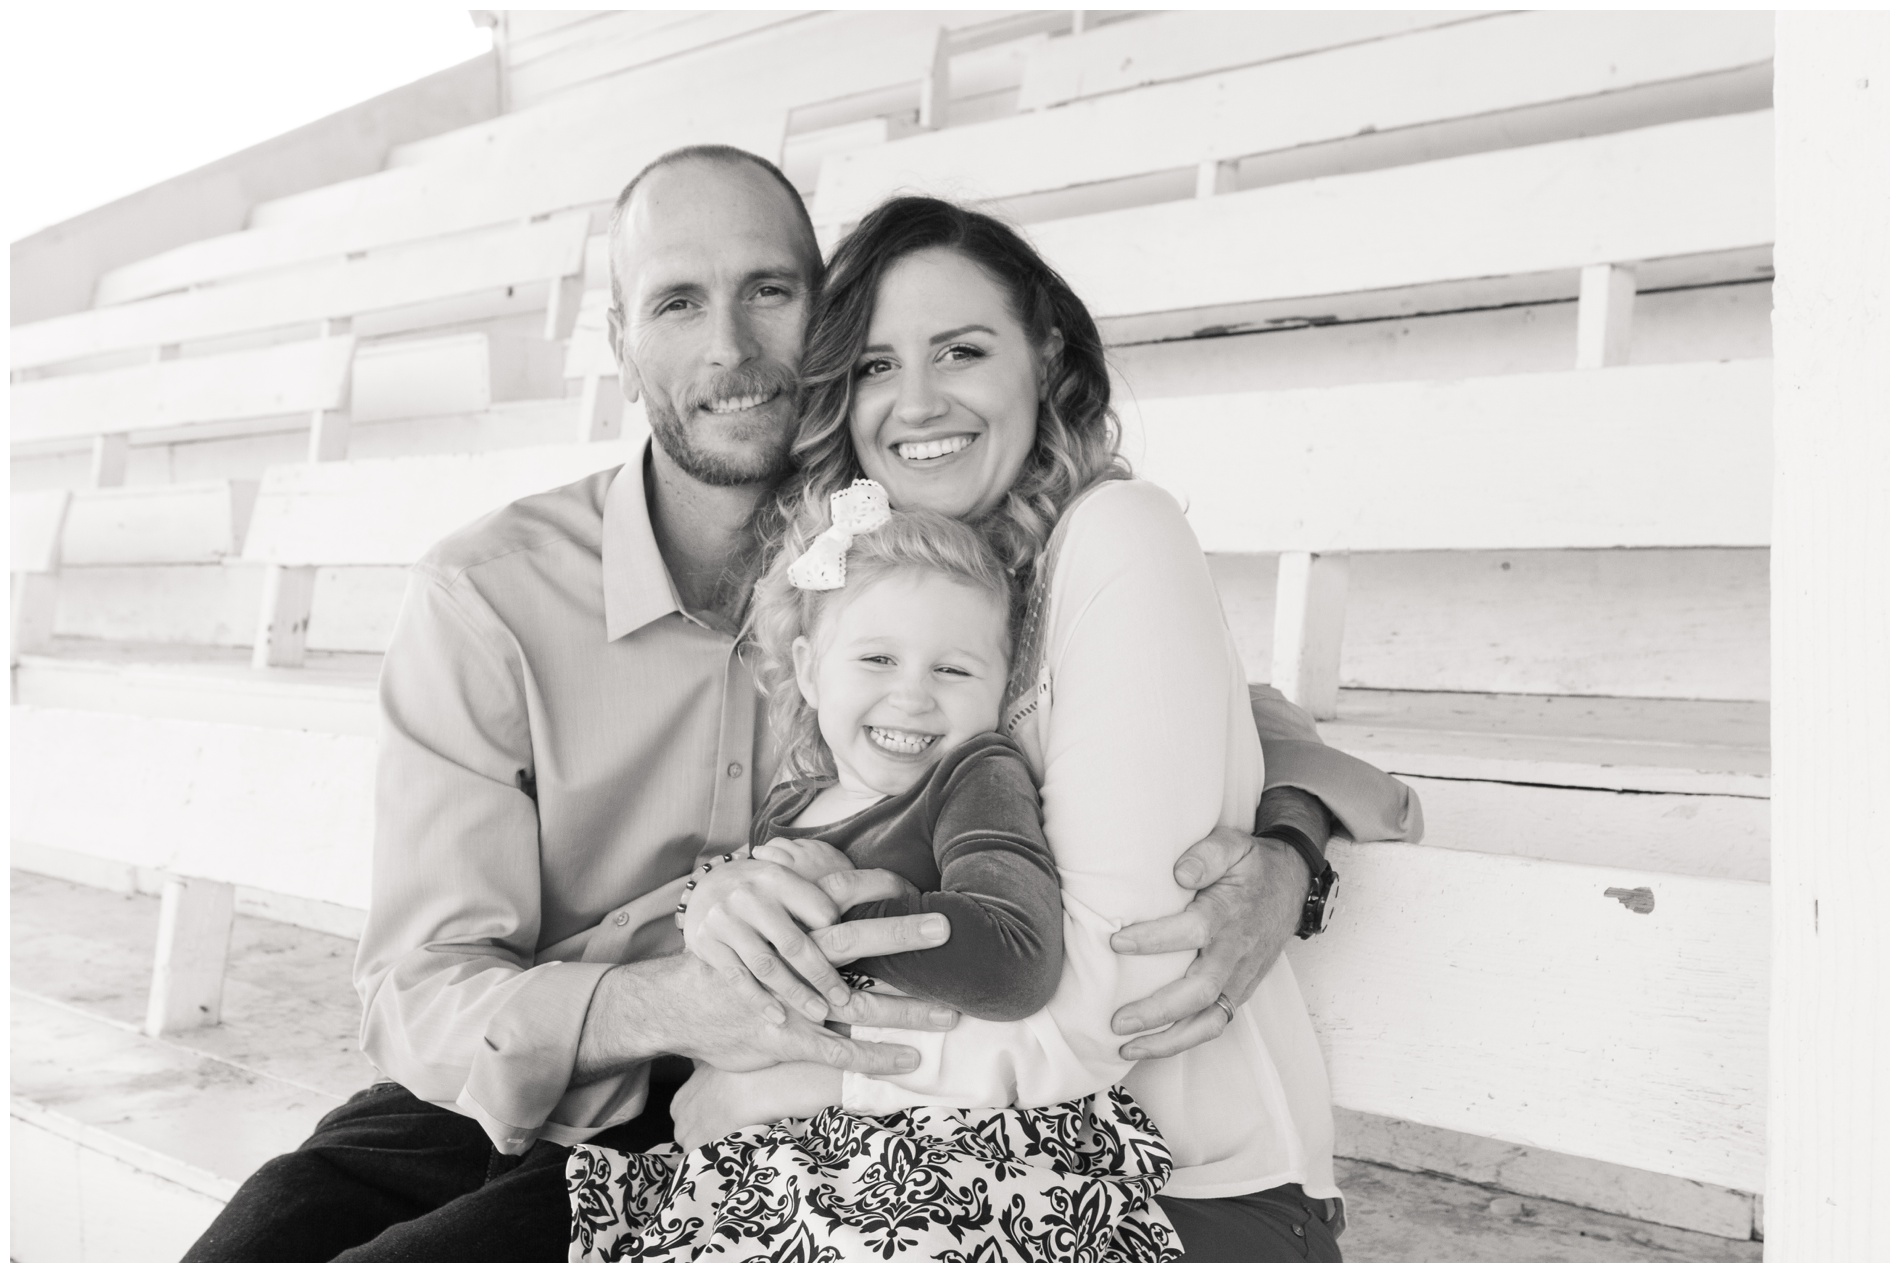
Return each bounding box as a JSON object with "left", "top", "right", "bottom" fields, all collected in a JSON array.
[{"left": 12, "top": 9, "right": 1776, "bottom": 1257}]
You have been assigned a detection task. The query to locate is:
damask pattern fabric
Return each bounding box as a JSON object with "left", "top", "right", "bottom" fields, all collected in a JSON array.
[{"left": 567, "top": 1086, "right": 1182, "bottom": 1262}]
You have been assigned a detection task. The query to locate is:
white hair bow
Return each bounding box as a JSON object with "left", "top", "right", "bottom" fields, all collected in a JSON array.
[{"left": 788, "top": 480, "right": 892, "bottom": 591}]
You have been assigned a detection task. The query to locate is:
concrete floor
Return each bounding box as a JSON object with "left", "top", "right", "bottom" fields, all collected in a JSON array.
[{"left": 12, "top": 869, "right": 1760, "bottom": 1262}]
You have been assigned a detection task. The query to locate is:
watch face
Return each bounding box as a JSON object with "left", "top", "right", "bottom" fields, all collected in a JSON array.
[{"left": 1318, "top": 873, "right": 1340, "bottom": 932}]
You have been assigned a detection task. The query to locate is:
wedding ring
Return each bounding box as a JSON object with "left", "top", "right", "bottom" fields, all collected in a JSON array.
[{"left": 1214, "top": 992, "right": 1236, "bottom": 1027}]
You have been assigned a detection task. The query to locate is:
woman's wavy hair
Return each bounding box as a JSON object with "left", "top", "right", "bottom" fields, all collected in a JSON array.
[
  {"left": 776, "top": 196, "right": 1130, "bottom": 589},
  {"left": 751, "top": 506, "right": 1012, "bottom": 781}
]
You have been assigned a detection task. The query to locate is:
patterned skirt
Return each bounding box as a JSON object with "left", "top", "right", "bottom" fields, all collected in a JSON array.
[{"left": 567, "top": 1085, "right": 1182, "bottom": 1262}]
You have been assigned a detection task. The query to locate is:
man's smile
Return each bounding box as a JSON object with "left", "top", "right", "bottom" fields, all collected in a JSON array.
[{"left": 703, "top": 389, "right": 779, "bottom": 415}]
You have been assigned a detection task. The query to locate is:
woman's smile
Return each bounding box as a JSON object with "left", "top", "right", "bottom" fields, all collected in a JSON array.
[{"left": 892, "top": 433, "right": 975, "bottom": 462}]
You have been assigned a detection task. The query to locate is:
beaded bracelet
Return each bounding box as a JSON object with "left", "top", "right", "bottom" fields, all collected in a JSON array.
[{"left": 674, "top": 852, "right": 737, "bottom": 929}]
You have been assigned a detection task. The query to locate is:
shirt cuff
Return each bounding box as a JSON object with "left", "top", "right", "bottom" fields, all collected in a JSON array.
[
  {"left": 457, "top": 959, "right": 614, "bottom": 1154},
  {"left": 1260, "top": 739, "right": 1425, "bottom": 844}
]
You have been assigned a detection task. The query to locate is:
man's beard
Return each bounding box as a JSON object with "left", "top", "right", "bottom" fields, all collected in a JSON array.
[{"left": 645, "top": 365, "right": 797, "bottom": 488}]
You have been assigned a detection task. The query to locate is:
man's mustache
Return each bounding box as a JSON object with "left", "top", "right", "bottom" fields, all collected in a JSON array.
[{"left": 689, "top": 364, "right": 797, "bottom": 411}]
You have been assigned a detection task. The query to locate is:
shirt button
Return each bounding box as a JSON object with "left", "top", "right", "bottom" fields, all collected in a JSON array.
[
  {"left": 727, "top": 762, "right": 744, "bottom": 779},
  {"left": 612, "top": 911, "right": 629, "bottom": 927},
  {"left": 1292, "top": 1226, "right": 1304, "bottom": 1238}
]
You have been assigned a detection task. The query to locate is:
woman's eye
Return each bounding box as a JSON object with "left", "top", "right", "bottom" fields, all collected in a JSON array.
[
  {"left": 856, "top": 357, "right": 895, "bottom": 379},
  {"left": 940, "top": 343, "right": 985, "bottom": 364}
]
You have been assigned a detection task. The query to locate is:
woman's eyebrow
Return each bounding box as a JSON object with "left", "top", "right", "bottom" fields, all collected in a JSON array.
[{"left": 931, "top": 324, "right": 994, "bottom": 344}]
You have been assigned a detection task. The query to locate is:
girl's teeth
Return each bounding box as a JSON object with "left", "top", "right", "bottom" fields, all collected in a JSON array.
[
  {"left": 895, "top": 436, "right": 974, "bottom": 461},
  {"left": 868, "top": 727, "right": 937, "bottom": 755},
  {"left": 707, "top": 392, "right": 771, "bottom": 414}
]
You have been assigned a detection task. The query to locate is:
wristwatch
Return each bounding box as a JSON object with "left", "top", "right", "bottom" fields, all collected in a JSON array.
[{"left": 1255, "top": 819, "right": 1340, "bottom": 940}]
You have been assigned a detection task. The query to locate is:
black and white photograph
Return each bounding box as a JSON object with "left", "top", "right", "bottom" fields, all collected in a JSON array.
[{"left": 7, "top": 7, "right": 1887, "bottom": 1263}]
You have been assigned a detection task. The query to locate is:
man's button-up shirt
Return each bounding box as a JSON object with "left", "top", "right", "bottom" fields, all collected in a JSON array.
[{"left": 353, "top": 448, "right": 772, "bottom": 1153}]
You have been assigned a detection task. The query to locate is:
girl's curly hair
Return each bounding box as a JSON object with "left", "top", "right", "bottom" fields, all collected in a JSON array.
[
  {"left": 769, "top": 196, "right": 1130, "bottom": 600},
  {"left": 750, "top": 506, "right": 1013, "bottom": 782}
]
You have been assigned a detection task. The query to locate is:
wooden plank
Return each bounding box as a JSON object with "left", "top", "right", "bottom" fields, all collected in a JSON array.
[
  {"left": 509, "top": 11, "right": 812, "bottom": 108},
  {"left": 1288, "top": 842, "right": 1768, "bottom": 1193},
  {"left": 818, "top": 11, "right": 1774, "bottom": 222},
  {"left": 1132, "top": 361, "right": 1772, "bottom": 555},
  {"left": 1027, "top": 112, "right": 1773, "bottom": 334},
  {"left": 61, "top": 481, "right": 257, "bottom": 565},
  {"left": 11, "top": 338, "right": 354, "bottom": 445},
  {"left": 1018, "top": 10, "right": 1488, "bottom": 109},
  {"left": 18, "top": 215, "right": 589, "bottom": 372},
  {"left": 240, "top": 439, "right": 640, "bottom": 567},
  {"left": 11, "top": 489, "right": 71, "bottom": 573},
  {"left": 10, "top": 704, "right": 376, "bottom": 907}
]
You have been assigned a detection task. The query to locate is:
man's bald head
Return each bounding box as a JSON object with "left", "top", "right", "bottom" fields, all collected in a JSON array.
[{"left": 607, "top": 145, "right": 820, "bottom": 313}]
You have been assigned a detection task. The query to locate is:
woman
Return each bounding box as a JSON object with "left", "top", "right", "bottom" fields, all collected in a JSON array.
[{"left": 575, "top": 197, "right": 1418, "bottom": 1261}]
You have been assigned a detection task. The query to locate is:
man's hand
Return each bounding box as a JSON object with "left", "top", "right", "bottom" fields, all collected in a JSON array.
[
  {"left": 1107, "top": 827, "right": 1309, "bottom": 1061},
  {"left": 670, "top": 1061, "right": 843, "bottom": 1150},
  {"left": 575, "top": 906, "right": 956, "bottom": 1083}
]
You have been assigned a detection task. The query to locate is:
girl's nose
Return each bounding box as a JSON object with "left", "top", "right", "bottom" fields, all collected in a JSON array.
[{"left": 887, "top": 675, "right": 936, "bottom": 713}]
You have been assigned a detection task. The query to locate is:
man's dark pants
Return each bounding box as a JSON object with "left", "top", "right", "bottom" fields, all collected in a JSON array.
[
  {"left": 181, "top": 1058, "right": 693, "bottom": 1263},
  {"left": 184, "top": 1057, "right": 1341, "bottom": 1262}
]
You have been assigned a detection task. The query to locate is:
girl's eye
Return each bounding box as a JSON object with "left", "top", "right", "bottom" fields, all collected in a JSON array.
[
  {"left": 934, "top": 665, "right": 971, "bottom": 678},
  {"left": 860, "top": 654, "right": 895, "bottom": 667}
]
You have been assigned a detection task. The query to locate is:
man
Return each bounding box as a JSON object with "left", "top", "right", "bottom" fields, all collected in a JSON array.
[{"left": 187, "top": 147, "right": 1418, "bottom": 1262}]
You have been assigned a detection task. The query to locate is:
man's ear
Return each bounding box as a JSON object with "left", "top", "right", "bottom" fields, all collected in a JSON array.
[
  {"left": 605, "top": 301, "right": 642, "bottom": 405},
  {"left": 792, "top": 635, "right": 819, "bottom": 709}
]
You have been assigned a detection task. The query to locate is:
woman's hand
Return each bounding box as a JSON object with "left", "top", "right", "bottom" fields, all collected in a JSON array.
[
  {"left": 669, "top": 1060, "right": 844, "bottom": 1150},
  {"left": 683, "top": 857, "right": 920, "bottom": 1026}
]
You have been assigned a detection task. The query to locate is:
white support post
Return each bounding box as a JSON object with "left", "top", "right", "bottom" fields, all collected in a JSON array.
[
  {"left": 90, "top": 433, "right": 129, "bottom": 487},
  {"left": 1576, "top": 263, "right": 1637, "bottom": 370},
  {"left": 1195, "top": 158, "right": 1239, "bottom": 199},
  {"left": 1270, "top": 551, "right": 1351, "bottom": 721},
  {"left": 11, "top": 572, "right": 60, "bottom": 661},
  {"left": 252, "top": 563, "right": 318, "bottom": 669},
  {"left": 307, "top": 409, "right": 351, "bottom": 463},
  {"left": 144, "top": 876, "right": 235, "bottom": 1037},
  {"left": 1765, "top": 12, "right": 1889, "bottom": 1260},
  {"left": 576, "top": 373, "right": 624, "bottom": 443},
  {"left": 919, "top": 28, "right": 952, "bottom": 130},
  {"left": 545, "top": 273, "right": 583, "bottom": 343}
]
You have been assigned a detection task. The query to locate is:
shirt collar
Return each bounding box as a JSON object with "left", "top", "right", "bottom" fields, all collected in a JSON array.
[{"left": 602, "top": 440, "right": 687, "bottom": 641}]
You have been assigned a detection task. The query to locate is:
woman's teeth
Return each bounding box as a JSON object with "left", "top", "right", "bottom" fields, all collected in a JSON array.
[
  {"left": 706, "top": 391, "right": 774, "bottom": 414},
  {"left": 894, "top": 435, "right": 974, "bottom": 461},
  {"left": 867, "top": 726, "right": 939, "bottom": 756}
]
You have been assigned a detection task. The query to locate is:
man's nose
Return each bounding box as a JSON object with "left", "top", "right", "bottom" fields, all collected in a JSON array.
[
  {"left": 704, "top": 297, "right": 761, "bottom": 368},
  {"left": 892, "top": 366, "right": 947, "bottom": 427}
]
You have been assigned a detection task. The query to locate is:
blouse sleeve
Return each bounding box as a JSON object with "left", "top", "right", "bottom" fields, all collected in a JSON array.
[
  {"left": 843, "top": 481, "right": 1262, "bottom": 1112},
  {"left": 844, "top": 746, "right": 1064, "bottom": 1021}
]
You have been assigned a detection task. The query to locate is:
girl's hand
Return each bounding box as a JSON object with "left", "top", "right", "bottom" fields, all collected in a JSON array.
[
  {"left": 752, "top": 836, "right": 855, "bottom": 882},
  {"left": 670, "top": 1060, "right": 844, "bottom": 1151},
  {"left": 683, "top": 858, "right": 853, "bottom": 1024}
]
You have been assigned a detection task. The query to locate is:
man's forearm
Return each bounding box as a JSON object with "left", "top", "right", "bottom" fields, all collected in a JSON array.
[{"left": 573, "top": 958, "right": 689, "bottom": 1085}]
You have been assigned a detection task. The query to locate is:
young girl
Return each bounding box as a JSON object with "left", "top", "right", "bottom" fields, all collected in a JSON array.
[{"left": 567, "top": 480, "right": 1181, "bottom": 1262}]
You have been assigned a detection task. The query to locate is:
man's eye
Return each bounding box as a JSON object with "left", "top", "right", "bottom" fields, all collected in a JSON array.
[{"left": 657, "top": 297, "right": 692, "bottom": 315}]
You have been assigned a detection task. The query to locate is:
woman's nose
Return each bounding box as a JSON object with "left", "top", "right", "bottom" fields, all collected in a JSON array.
[{"left": 892, "top": 366, "right": 946, "bottom": 427}]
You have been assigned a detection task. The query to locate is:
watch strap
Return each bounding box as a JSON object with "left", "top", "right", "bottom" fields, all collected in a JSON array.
[{"left": 1256, "top": 819, "right": 1327, "bottom": 885}]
